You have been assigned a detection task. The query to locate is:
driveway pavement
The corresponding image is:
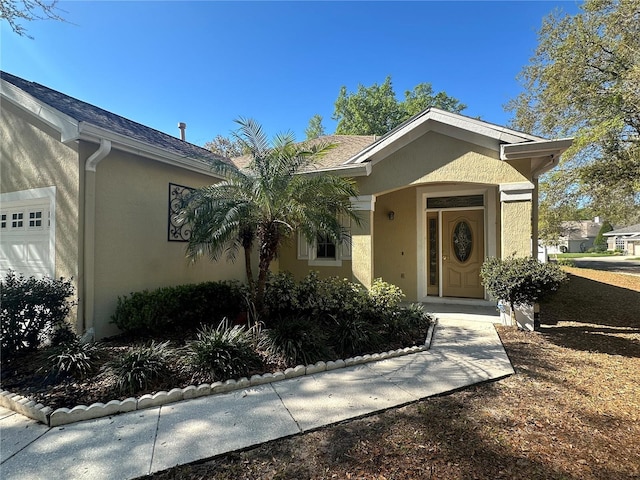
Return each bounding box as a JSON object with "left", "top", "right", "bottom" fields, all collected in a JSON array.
[{"left": 567, "top": 255, "right": 640, "bottom": 276}]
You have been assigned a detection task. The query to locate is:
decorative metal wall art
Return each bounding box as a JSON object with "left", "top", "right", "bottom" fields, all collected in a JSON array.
[{"left": 168, "top": 183, "right": 196, "bottom": 242}]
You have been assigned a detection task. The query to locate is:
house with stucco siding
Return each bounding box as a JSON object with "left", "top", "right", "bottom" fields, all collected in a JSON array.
[
  {"left": 1, "top": 71, "right": 572, "bottom": 339},
  {"left": 271, "top": 110, "right": 572, "bottom": 305},
  {"left": 1, "top": 71, "right": 251, "bottom": 339}
]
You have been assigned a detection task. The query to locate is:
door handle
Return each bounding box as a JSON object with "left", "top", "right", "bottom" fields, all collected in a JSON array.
[{"left": 443, "top": 255, "right": 448, "bottom": 261}]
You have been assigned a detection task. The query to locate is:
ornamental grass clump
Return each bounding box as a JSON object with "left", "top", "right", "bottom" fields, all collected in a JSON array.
[
  {"left": 48, "top": 340, "right": 103, "bottom": 380},
  {"left": 189, "top": 320, "right": 261, "bottom": 381},
  {"left": 260, "top": 316, "right": 330, "bottom": 366},
  {"left": 107, "top": 341, "right": 170, "bottom": 395}
]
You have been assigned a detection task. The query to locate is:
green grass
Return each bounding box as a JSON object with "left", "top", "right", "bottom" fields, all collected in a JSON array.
[{"left": 551, "top": 251, "right": 622, "bottom": 259}]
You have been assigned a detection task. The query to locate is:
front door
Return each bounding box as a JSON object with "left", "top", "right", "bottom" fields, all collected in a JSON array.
[{"left": 442, "top": 210, "right": 484, "bottom": 298}]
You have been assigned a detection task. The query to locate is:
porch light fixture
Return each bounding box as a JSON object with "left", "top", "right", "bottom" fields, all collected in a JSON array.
[{"left": 388, "top": 211, "right": 395, "bottom": 221}]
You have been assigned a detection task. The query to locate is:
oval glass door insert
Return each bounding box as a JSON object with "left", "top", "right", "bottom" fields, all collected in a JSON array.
[{"left": 453, "top": 221, "right": 473, "bottom": 263}]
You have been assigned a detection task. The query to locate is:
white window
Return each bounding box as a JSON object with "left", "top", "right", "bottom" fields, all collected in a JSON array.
[{"left": 297, "top": 216, "right": 352, "bottom": 267}]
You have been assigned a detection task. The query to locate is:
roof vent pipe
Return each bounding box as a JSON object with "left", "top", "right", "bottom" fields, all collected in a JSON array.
[{"left": 178, "top": 122, "right": 186, "bottom": 141}]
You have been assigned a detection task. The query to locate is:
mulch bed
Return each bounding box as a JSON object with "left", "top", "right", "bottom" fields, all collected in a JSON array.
[
  {"left": 0, "top": 325, "right": 428, "bottom": 412},
  {"left": 141, "top": 267, "right": 640, "bottom": 479}
]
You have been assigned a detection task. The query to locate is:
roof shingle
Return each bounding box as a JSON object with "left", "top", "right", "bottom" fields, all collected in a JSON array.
[{"left": 1, "top": 71, "right": 228, "bottom": 165}]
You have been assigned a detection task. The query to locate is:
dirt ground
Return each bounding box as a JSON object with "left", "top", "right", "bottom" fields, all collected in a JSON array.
[{"left": 142, "top": 268, "right": 640, "bottom": 480}]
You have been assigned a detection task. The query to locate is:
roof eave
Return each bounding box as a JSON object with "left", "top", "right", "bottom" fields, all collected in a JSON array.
[
  {"left": 300, "top": 163, "right": 371, "bottom": 177},
  {"left": 77, "top": 122, "right": 225, "bottom": 179},
  {"left": 500, "top": 138, "right": 574, "bottom": 161},
  {"left": 1, "top": 77, "right": 79, "bottom": 142},
  {"left": 2, "top": 78, "right": 224, "bottom": 180}
]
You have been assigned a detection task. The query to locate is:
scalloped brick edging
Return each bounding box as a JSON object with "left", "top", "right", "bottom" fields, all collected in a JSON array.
[{"left": 1, "top": 321, "right": 437, "bottom": 427}]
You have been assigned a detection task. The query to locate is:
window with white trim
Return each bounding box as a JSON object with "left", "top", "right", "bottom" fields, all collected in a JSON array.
[
  {"left": 316, "top": 233, "right": 337, "bottom": 260},
  {"left": 297, "top": 216, "right": 352, "bottom": 267}
]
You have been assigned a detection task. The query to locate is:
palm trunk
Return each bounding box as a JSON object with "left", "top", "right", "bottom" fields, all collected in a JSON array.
[
  {"left": 244, "top": 245, "right": 254, "bottom": 295},
  {"left": 255, "top": 224, "right": 279, "bottom": 318}
]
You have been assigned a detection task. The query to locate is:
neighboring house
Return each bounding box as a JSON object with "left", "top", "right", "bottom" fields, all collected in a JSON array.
[
  {"left": 545, "top": 218, "right": 603, "bottom": 254},
  {"left": 604, "top": 224, "right": 640, "bottom": 255},
  {"left": 1, "top": 71, "right": 250, "bottom": 339},
  {"left": 1, "top": 71, "right": 573, "bottom": 339}
]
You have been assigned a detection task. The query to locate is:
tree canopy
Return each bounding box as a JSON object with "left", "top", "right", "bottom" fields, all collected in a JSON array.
[
  {"left": 332, "top": 76, "right": 466, "bottom": 136},
  {"left": 183, "top": 118, "right": 360, "bottom": 312},
  {"left": 507, "top": 0, "right": 640, "bottom": 235},
  {"left": 203, "top": 134, "right": 245, "bottom": 158},
  {"left": 305, "top": 114, "right": 326, "bottom": 140},
  {"left": 1, "top": 0, "right": 65, "bottom": 37}
]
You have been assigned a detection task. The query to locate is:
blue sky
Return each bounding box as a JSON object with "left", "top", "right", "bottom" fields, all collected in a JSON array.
[{"left": 1, "top": 1, "right": 581, "bottom": 147}]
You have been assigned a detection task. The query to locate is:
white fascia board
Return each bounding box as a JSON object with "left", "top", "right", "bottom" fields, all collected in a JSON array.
[
  {"left": 427, "top": 109, "right": 544, "bottom": 143},
  {"left": 77, "top": 123, "right": 224, "bottom": 179},
  {"left": 499, "top": 182, "right": 535, "bottom": 192},
  {"left": 303, "top": 163, "right": 371, "bottom": 177},
  {"left": 1, "top": 79, "right": 79, "bottom": 142},
  {"left": 500, "top": 138, "right": 574, "bottom": 160}
]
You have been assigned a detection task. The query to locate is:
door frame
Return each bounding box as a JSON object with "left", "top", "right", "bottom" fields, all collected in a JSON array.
[{"left": 416, "top": 185, "right": 497, "bottom": 301}]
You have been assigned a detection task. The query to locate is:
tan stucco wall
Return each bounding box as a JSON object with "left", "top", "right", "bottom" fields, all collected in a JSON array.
[
  {"left": 91, "top": 150, "right": 250, "bottom": 338},
  {"left": 358, "top": 131, "right": 530, "bottom": 195},
  {"left": 278, "top": 234, "right": 352, "bottom": 280},
  {"left": 501, "top": 201, "right": 532, "bottom": 258},
  {"left": 0, "top": 101, "right": 80, "bottom": 294},
  {"left": 373, "top": 187, "right": 418, "bottom": 299}
]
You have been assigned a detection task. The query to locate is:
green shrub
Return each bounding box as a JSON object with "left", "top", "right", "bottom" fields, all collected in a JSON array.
[
  {"left": 370, "top": 278, "right": 405, "bottom": 314},
  {"left": 309, "top": 275, "right": 372, "bottom": 321},
  {"left": 383, "top": 303, "right": 432, "bottom": 345},
  {"left": 594, "top": 221, "right": 613, "bottom": 252},
  {"left": 48, "top": 340, "right": 103, "bottom": 380},
  {"left": 263, "top": 272, "right": 300, "bottom": 318},
  {"left": 556, "top": 258, "right": 576, "bottom": 267},
  {"left": 111, "top": 281, "right": 245, "bottom": 334},
  {"left": 480, "top": 256, "right": 567, "bottom": 312},
  {"left": 107, "top": 341, "right": 170, "bottom": 395},
  {"left": 260, "top": 316, "right": 330, "bottom": 366},
  {"left": 189, "top": 320, "right": 261, "bottom": 381},
  {"left": 1, "top": 271, "right": 76, "bottom": 362},
  {"left": 328, "top": 314, "right": 378, "bottom": 358},
  {"left": 262, "top": 273, "right": 428, "bottom": 358},
  {"left": 263, "top": 272, "right": 373, "bottom": 326}
]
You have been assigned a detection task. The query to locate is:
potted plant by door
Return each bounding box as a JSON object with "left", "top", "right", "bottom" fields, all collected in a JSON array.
[{"left": 480, "top": 256, "right": 567, "bottom": 331}]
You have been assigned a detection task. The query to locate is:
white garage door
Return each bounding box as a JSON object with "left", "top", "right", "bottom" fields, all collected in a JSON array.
[{"left": 0, "top": 188, "right": 55, "bottom": 279}]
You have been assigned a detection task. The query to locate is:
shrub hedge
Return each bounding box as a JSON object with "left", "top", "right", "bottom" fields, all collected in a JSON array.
[
  {"left": 1, "top": 270, "right": 76, "bottom": 362},
  {"left": 111, "top": 281, "right": 245, "bottom": 334}
]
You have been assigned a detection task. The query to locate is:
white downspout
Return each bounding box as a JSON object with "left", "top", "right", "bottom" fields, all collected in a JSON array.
[{"left": 82, "top": 139, "right": 111, "bottom": 340}]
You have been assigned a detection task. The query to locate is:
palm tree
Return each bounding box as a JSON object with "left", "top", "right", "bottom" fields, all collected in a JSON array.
[{"left": 182, "top": 118, "right": 360, "bottom": 313}]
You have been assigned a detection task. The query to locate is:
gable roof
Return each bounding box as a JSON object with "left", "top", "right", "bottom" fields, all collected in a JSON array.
[
  {"left": 230, "top": 134, "right": 377, "bottom": 172},
  {"left": 341, "top": 108, "right": 572, "bottom": 170},
  {"left": 603, "top": 224, "right": 640, "bottom": 236},
  {"left": 1, "top": 71, "right": 229, "bottom": 173},
  {"left": 231, "top": 109, "right": 573, "bottom": 179}
]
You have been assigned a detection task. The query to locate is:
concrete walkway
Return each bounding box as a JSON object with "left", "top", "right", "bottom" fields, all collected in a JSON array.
[{"left": 0, "top": 319, "right": 514, "bottom": 480}]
